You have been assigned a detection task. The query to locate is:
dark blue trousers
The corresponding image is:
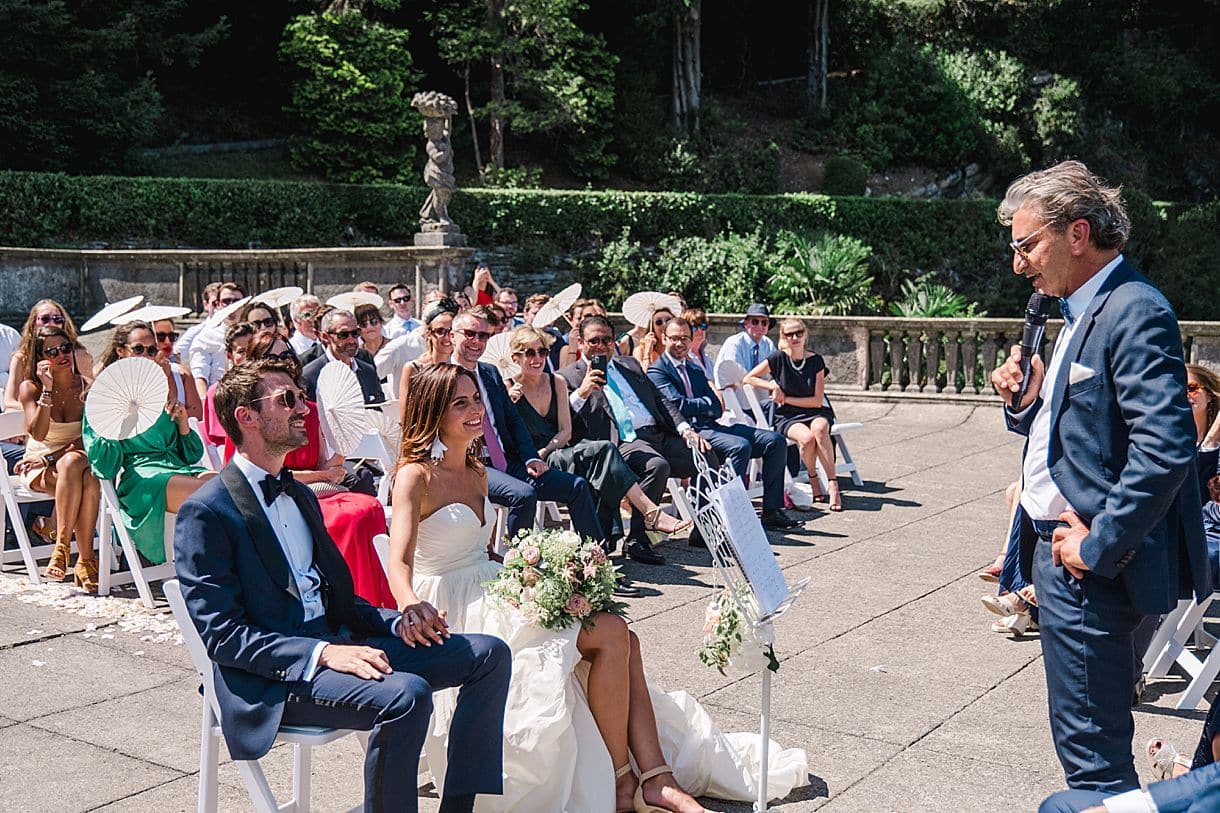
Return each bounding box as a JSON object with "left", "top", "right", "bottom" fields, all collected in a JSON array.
[
  {"left": 281, "top": 630, "right": 510, "bottom": 812},
  {"left": 487, "top": 464, "right": 604, "bottom": 544},
  {"left": 1033, "top": 523, "right": 1141, "bottom": 792},
  {"left": 699, "top": 423, "right": 787, "bottom": 510}
]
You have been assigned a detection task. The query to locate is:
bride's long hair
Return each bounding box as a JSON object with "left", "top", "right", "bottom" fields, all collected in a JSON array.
[{"left": 398, "top": 363, "right": 485, "bottom": 473}]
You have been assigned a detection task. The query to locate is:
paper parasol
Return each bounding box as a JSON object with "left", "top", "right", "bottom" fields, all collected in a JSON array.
[
  {"left": 327, "top": 291, "right": 383, "bottom": 312},
  {"left": 112, "top": 305, "right": 191, "bottom": 326},
  {"left": 80, "top": 296, "right": 144, "bottom": 333},
  {"left": 85, "top": 357, "right": 169, "bottom": 441},
  {"left": 481, "top": 333, "right": 521, "bottom": 380},
  {"left": 316, "top": 361, "right": 372, "bottom": 456},
  {"left": 531, "top": 283, "right": 582, "bottom": 329},
  {"left": 622, "top": 291, "right": 684, "bottom": 329},
  {"left": 252, "top": 286, "right": 303, "bottom": 310},
  {"left": 207, "top": 295, "right": 251, "bottom": 328},
  {"left": 365, "top": 405, "right": 401, "bottom": 460}
]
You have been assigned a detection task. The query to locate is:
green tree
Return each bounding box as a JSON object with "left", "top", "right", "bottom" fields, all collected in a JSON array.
[
  {"left": 279, "top": 1, "right": 420, "bottom": 183},
  {"left": 0, "top": 0, "right": 227, "bottom": 171},
  {"left": 430, "top": 0, "right": 618, "bottom": 180}
]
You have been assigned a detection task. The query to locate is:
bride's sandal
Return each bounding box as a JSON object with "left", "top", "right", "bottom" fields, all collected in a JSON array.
[
  {"left": 635, "top": 764, "right": 686, "bottom": 813},
  {"left": 43, "top": 539, "right": 71, "bottom": 581},
  {"left": 614, "top": 763, "right": 636, "bottom": 813}
]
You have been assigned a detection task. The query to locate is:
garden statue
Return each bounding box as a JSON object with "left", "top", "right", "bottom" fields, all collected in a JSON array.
[{"left": 412, "top": 91, "right": 464, "bottom": 246}]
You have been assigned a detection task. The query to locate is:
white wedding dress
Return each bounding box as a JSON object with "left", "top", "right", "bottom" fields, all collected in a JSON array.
[{"left": 413, "top": 498, "right": 809, "bottom": 812}]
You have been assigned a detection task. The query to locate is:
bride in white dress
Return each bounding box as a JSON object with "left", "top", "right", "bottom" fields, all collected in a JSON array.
[{"left": 385, "top": 364, "right": 808, "bottom": 813}]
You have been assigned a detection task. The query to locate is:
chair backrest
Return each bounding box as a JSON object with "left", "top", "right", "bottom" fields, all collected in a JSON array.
[
  {"left": 0, "top": 409, "right": 26, "bottom": 439},
  {"left": 720, "top": 386, "right": 757, "bottom": 428},
  {"left": 350, "top": 430, "right": 397, "bottom": 504},
  {"left": 740, "top": 379, "right": 775, "bottom": 432},
  {"left": 164, "top": 578, "right": 224, "bottom": 719},
  {"left": 372, "top": 533, "right": 391, "bottom": 576},
  {"left": 716, "top": 358, "right": 747, "bottom": 389}
]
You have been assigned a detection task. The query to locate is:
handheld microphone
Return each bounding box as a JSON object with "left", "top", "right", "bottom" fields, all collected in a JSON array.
[{"left": 1013, "top": 292, "right": 1053, "bottom": 409}]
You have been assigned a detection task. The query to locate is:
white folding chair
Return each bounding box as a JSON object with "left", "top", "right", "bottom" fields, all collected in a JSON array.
[
  {"left": 1143, "top": 592, "right": 1220, "bottom": 710},
  {"left": 348, "top": 431, "right": 397, "bottom": 506},
  {"left": 189, "top": 416, "right": 223, "bottom": 472},
  {"left": 739, "top": 380, "right": 864, "bottom": 489},
  {"left": 96, "top": 479, "right": 176, "bottom": 608},
  {"left": 0, "top": 411, "right": 60, "bottom": 581},
  {"left": 164, "top": 579, "right": 369, "bottom": 813},
  {"left": 372, "top": 533, "right": 391, "bottom": 575}
]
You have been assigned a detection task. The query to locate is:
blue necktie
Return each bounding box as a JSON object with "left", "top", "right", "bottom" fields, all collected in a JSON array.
[
  {"left": 1059, "top": 297, "right": 1074, "bottom": 326},
  {"left": 750, "top": 342, "right": 759, "bottom": 368},
  {"left": 603, "top": 372, "right": 637, "bottom": 442}
]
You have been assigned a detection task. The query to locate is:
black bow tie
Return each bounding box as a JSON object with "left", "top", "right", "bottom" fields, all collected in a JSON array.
[{"left": 260, "top": 469, "right": 294, "bottom": 506}]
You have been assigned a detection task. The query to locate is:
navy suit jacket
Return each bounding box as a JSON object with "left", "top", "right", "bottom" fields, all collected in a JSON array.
[
  {"left": 557, "top": 355, "right": 685, "bottom": 445},
  {"left": 475, "top": 361, "right": 538, "bottom": 469},
  {"left": 173, "top": 464, "right": 399, "bottom": 760},
  {"left": 301, "top": 354, "right": 384, "bottom": 405},
  {"left": 647, "top": 353, "right": 723, "bottom": 431},
  {"left": 1005, "top": 259, "right": 1210, "bottom": 614},
  {"left": 1148, "top": 759, "right": 1220, "bottom": 812}
]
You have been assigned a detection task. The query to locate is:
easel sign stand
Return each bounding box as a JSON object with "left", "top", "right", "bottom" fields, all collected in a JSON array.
[{"left": 684, "top": 446, "right": 810, "bottom": 813}]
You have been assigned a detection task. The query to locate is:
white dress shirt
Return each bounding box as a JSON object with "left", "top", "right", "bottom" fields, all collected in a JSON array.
[
  {"left": 173, "top": 320, "right": 208, "bottom": 360},
  {"left": 231, "top": 453, "right": 328, "bottom": 680},
  {"left": 715, "top": 331, "right": 776, "bottom": 407},
  {"left": 189, "top": 325, "right": 227, "bottom": 386},
  {"left": 385, "top": 314, "right": 422, "bottom": 340},
  {"left": 0, "top": 322, "right": 21, "bottom": 392},
  {"left": 1017, "top": 254, "right": 1122, "bottom": 521},
  {"left": 289, "top": 331, "right": 319, "bottom": 356}
]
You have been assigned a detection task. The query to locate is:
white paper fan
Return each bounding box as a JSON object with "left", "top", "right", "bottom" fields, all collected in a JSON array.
[
  {"left": 253, "top": 286, "right": 304, "bottom": 310},
  {"left": 531, "top": 283, "right": 582, "bottom": 328},
  {"left": 316, "top": 361, "right": 371, "bottom": 456},
  {"left": 207, "top": 295, "right": 251, "bottom": 328},
  {"left": 622, "top": 291, "right": 684, "bottom": 329},
  {"left": 365, "top": 406, "right": 402, "bottom": 460},
  {"left": 113, "top": 305, "right": 191, "bottom": 326},
  {"left": 481, "top": 333, "right": 521, "bottom": 380},
  {"left": 327, "top": 291, "right": 383, "bottom": 312},
  {"left": 80, "top": 296, "right": 144, "bottom": 333},
  {"left": 85, "top": 357, "right": 169, "bottom": 441}
]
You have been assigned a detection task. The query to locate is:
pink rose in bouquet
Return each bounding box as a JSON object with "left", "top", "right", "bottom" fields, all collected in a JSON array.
[{"left": 565, "top": 593, "right": 593, "bottom": 618}]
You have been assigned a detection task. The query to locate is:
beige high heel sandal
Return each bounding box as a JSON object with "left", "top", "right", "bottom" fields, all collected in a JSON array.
[
  {"left": 614, "top": 762, "right": 635, "bottom": 813},
  {"left": 634, "top": 764, "right": 678, "bottom": 813}
]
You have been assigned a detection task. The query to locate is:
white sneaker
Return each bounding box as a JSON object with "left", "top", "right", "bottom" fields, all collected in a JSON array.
[{"left": 990, "top": 612, "right": 1036, "bottom": 636}]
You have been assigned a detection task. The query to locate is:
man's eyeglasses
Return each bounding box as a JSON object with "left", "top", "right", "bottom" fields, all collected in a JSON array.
[
  {"left": 745, "top": 317, "right": 769, "bottom": 327},
  {"left": 665, "top": 334, "right": 691, "bottom": 344},
  {"left": 583, "top": 335, "right": 614, "bottom": 346},
  {"left": 782, "top": 330, "right": 806, "bottom": 340},
  {"left": 390, "top": 295, "right": 412, "bottom": 305},
  {"left": 295, "top": 310, "right": 315, "bottom": 321},
  {"left": 252, "top": 387, "right": 309, "bottom": 410},
  {"left": 41, "top": 344, "right": 71, "bottom": 359},
  {"left": 327, "top": 328, "right": 361, "bottom": 341},
  {"left": 36, "top": 314, "right": 65, "bottom": 325},
  {"left": 248, "top": 317, "right": 276, "bottom": 331},
  {"left": 358, "top": 316, "right": 382, "bottom": 328},
  {"left": 514, "top": 347, "right": 547, "bottom": 359},
  {"left": 1010, "top": 221, "right": 1052, "bottom": 263},
  {"left": 156, "top": 331, "right": 179, "bottom": 343},
  {"left": 126, "top": 343, "right": 157, "bottom": 356},
  {"left": 456, "top": 329, "right": 491, "bottom": 342},
  {"left": 1188, "top": 381, "right": 1204, "bottom": 395}
]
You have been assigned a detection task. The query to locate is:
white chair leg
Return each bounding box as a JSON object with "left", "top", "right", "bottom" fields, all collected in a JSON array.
[
  {"left": 199, "top": 706, "right": 221, "bottom": 813},
  {"left": 292, "top": 742, "right": 312, "bottom": 812},
  {"left": 1177, "top": 646, "right": 1220, "bottom": 711},
  {"left": 834, "top": 434, "right": 863, "bottom": 487},
  {"left": 234, "top": 760, "right": 281, "bottom": 813},
  {"left": 2, "top": 493, "right": 42, "bottom": 582},
  {"left": 97, "top": 508, "right": 113, "bottom": 596},
  {"left": 1143, "top": 599, "right": 1191, "bottom": 676}
]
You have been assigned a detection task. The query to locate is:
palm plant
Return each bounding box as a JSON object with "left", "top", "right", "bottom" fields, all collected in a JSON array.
[
  {"left": 888, "top": 276, "right": 986, "bottom": 318},
  {"left": 769, "top": 233, "right": 880, "bottom": 315}
]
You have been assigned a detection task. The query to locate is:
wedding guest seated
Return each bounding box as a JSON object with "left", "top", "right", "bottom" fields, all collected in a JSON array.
[
  {"left": 648, "top": 317, "right": 798, "bottom": 530},
  {"left": 682, "top": 307, "right": 715, "bottom": 382},
  {"left": 301, "top": 310, "right": 384, "bottom": 406},
  {"left": 175, "top": 358, "right": 511, "bottom": 813},
  {"left": 173, "top": 282, "right": 222, "bottom": 361},
  {"left": 633, "top": 306, "right": 675, "bottom": 369},
  {"left": 387, "top": 363, "right": 808, "bottom": 812},
  {"left": 507, "top": 326, "right": 691, "bottom": 545},
  {"left": 556, "top": 298, "right": 606, "bottom": 369},
  {"left": 355, "top": 302, "right": 387, "bottom": 359},
  {"left": 221, "top": 333, "right": 396, "bottom": 609},
  {"left": 152, "top": 317, "right": 202, "bottom": 421},
  {"left": 982, "top": 479, "right": 1040, "bottom": 636},
  {"left": 495, "top": 286, "right": 523, "bottom": 328},
  {"left": 5, "top": 299, "right": 93, "bottom": 412},
  {"left": 384, "top": 283, "right": 422, "bottom": 339},
  {"left": 449, "top": 310, "right": 607, "bottom": 550},
  {"left": 559, "top": 315, "right": 719, "bottom": 566},
  {"left": 287, "top": 294, "right": 321, "bottom": 356},
  {"left": 84, "top": 321, "right": 217, "bottom": 566},
  {"left": 397, "top": 296, "right": 459, "bottom": 412},
  {"left": 201, "top": 323, "right": 257, "bottom": 448},
  {"left": 743, "top": 317, "right": 844, "bottom": 511},
  {"left": 714, "top": 303, "right": 777, "bottom": 415},
  {"left": 238, "top": 299, "right": 284, "bottom": 340},
  {"left": 189, "top": 281, "right": 246, "bottom": 402},
  {"left": 298, "top": 305, "right": 376, "bottom": 369},
  {"left": 485, "top": 303, "right": 508, "bottom": 334},
  {"left": 13, "top": 326, "right": 100, "bottom": 590},
  {"left": 1187, "top": 364, "right": 1220, "bottom": 498},
  {"left": 522, "top": 292, "right": 567, "bottom": 368}
]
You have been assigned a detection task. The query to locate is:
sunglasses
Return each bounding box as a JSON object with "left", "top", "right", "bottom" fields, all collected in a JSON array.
[
  {"left": 252, "top": 387, "right": 309, "bottom": 410},
  {"left": 36, "top": 314, "right": 66, "bottom": 325},
  {"left": 295, "top": 310, "right": 315, "bottom": 321},
  {"left": 358, "top": 316, "right": 382, "bottom": 327},
  {"left": 41, "top": 344, "right": 71, "bottom": 359},
  {"left": 654, "top": 317, "right": 671, "bottom": 327},
  {"left": 694, "top": 322, "right": 708, "bottom": 331},
  {"left": 457, "top": 329, "right": 491, "bottom": 342},
  {"left": 782, "top": 330, "right": 806, "bottom": 340},
  {"left": 218, "top": 297, "right": 243, "bottom": 307},
  {"left": 1188, "top": 381, "right": 1204, "bottom": 395},
  {"left": 327, "top": 328, "right": 361, "bottom": 341},
  {"left": 583, "top": 335, "right": 614, "bottom": 346},
  {"left": 248, "top": 317, "right": 276, "bottom": 330},
  {"left": 514, "top": 347, "right": 547, "bottom": 359},
  {"left": 126, "top": 343, "right": 157, "bottom": 356},
  {"left": 429, "top": 326, "right": 453, "bottom": 338},
  {"left": 390, "top": 295, "right": 412, "bottom": 305},
  {"left": 745, "top": 317, "right": 770, "bottom": 326},
  {"left": 156, "top": 331, "right": 179, "bottom": 343},
  {"left": 269, "top": 349, "right": 298, "bottom": 362}
]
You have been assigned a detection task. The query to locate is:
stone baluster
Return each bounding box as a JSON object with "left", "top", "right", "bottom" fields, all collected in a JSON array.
[
  {"left": 981, "top": 332, "right": 1000, "bottom": 392},
  {"left": 925, "top": 327, "right": 943, "bottom": 392},
  {"left": 905, "top": 329, "right": 923, "bottom": 392},
  {"left": 888, "top": 329, "right": 905, "bottom": 391},
  {"left": 944, "top": 330, "right": 961, "bottom": 393},
  {"left": 960, "top": 331, "right": 978, "bottom": 394},
  {"left": 869, "top": 329, "right": 886, "bottom": 391}
]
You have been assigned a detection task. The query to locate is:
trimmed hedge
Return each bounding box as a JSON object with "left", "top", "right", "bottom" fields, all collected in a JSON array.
[{"left": 0, "top": 170, "right": 1211, "bottom": 317}]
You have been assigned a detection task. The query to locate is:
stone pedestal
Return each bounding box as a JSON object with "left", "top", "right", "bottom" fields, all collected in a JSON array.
[{"left": 413, "top": 231, "right": 467, "bottom": 248}]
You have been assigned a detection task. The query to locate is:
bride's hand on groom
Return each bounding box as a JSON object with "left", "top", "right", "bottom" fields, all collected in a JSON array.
[{"left": 398, "top": 601, "right": 450, "bottom": 647}]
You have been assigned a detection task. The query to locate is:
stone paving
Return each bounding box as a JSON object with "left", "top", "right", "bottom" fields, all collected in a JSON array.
[{"left": 0, "top": 400, "right": 1211, "bottom": 812}]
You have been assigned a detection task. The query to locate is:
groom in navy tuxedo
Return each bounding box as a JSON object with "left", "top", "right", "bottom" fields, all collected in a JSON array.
[
  {"left": 173, "top": 358, "right": 510, "bottom": 813},
  {"left": 992, "top": 161, "right": 1210, "bottom": 793}
]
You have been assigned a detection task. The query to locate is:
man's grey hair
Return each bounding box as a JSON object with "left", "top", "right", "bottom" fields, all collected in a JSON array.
[
  {"left": 997, "top": 160, "right": 1130, "bottom": 251},
  {"left": 320, "top": 309, "right": 356, "bottom": 333},
  {"left": 452, "top": 310, "right": 486, "bottom": 330},
  {"left": 290, "top": 295, "right": 321, "bottom": 320}
]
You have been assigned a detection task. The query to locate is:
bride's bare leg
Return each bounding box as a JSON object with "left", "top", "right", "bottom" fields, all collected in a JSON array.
[
  {"left": 625, "top": 631, "right": 705, "bottom": 813},
  {"left": 576, "top": 613, "right": 635, "bottom": 810}
]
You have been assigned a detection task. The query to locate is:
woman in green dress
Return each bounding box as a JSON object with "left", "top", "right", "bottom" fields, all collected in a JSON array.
[
  {"left": 506, "top": 326, "right": 691, "bottom": 542},
  {"left": 84, "top": 321, "right": 216, "bottom": 565}
]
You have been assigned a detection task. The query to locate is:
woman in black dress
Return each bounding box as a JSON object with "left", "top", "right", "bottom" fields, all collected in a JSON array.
[
  {"left": 506, "top": 326, "right": 691, "bottom": 541},
  {"left": 743, "top": 317, "right": 841, "bottom": 511}
]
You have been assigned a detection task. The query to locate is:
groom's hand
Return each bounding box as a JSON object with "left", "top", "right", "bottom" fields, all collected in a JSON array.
[
  {"left": 399, "top": 601, "right": 450, "bottom": 648},
  {"left": 318, "top": 644, "right": 391, "bottom": 680}
]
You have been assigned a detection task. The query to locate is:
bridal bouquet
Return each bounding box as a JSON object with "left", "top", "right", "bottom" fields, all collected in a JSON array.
[
  {"left": 487, "top": 529, "right": 627, "bottom": 632},
  {"left": 697, "top": 589, "right": 780, "bottom": 676}
]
